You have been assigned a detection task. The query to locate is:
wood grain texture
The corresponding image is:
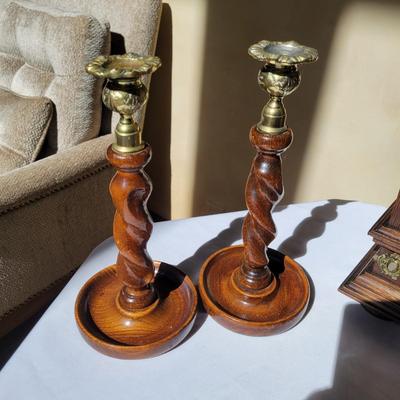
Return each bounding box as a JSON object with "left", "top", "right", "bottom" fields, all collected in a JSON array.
[
  {"left": 107, "top": 145, "right": 156, "bottom": 311},
  {"left": 75, "top": 144, "right": 197, "bottom": 358},
  {"left": 339, "top": 191, "right": 400, "bottom": 321},
  {"left": 199, "top": 245, "right": 309, "bottom": 335},
  {"left": 237, "top": 127, "right": 293, "bottom": 293},
  {"left": 388, "top": 191, "right": 400, "bottom": 229},
  {"left": 199, "top": 126, "right": 310, "bottom": 335},
  {"left": 369, "top": 195, "right": 400, "bottom": 254},
  {"left": 339, "top": 245, "right": 400, "bottom": 321},
  {"left": 75, "top": 262, "right": 197, "bottom": 358}
]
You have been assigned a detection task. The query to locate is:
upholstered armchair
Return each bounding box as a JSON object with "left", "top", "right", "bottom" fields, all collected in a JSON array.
[{"left": 0, "top": 0, "right": 162, "bottom": 337}]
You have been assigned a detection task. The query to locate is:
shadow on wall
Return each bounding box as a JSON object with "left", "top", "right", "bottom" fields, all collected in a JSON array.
[
  {"left": 191, "top": 0, "right": 341, "bottom": 215},
  {"left": 145, "top": 3, "right": 173, "bottom": 219},
  {"left": 191, "top": 0, "right": 397, "bottom": 216},
  {"left": 146, "top": 0, "right": 398, "bottom": 218}
]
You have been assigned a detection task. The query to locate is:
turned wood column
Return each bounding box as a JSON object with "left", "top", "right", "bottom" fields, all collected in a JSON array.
[
  {"left": 108, "top": 145, "right": 157, "bottom": 311},
  {"left": 234, "top": 127, "right": 293, "bottom": 294}
]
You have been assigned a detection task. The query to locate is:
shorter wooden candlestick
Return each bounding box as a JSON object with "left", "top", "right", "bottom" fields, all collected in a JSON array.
[{"left": 199, "top": 40, "right": 317, "bottom": 336}]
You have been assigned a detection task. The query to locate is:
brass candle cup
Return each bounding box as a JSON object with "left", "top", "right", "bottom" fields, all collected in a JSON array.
[
  {"left": 248, "top": 40, "right": 318, "bottom": 135},
  {"left": 86, "top": 53, "right": 161, "bottom": 153}
]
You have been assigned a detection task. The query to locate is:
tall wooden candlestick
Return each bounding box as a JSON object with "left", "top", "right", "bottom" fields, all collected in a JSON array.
[
  {"left": 199, "top": 41, "right": 318, "bottom": 335},
  {"left": 75, "top": 54, "right": 197, "bottom": 358}
]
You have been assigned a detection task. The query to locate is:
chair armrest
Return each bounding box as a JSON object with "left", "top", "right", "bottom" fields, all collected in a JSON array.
[
  {"left": 0, "top": 134, "right": 113, "bottom": 215},
  {"left": 0, "top": 134, "right": 116, "bottom": 335}
]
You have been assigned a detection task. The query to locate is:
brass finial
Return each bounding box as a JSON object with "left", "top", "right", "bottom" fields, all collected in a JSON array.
[
  {"left": 86, "top": 53, "right": 161, "bottom": 153},
  {"left": 248, "top": 40, "right": 318, "bottom": 135}
]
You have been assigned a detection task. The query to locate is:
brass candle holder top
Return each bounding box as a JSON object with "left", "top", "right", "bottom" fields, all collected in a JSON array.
[
  {"left": 86, "top": 53, "right": 161, "bottom": 153},
  {"left": 248, "top": 40, "right": 318, "bottom": 135}
]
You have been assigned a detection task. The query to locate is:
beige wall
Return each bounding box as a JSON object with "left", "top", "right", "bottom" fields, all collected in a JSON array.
[{"left": 145, "top": 0, "right": 400, "bottom": 219}]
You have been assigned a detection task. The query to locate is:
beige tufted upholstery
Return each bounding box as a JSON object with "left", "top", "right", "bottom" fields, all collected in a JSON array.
[
  {"left": 0, "top": 87, "right": 53, "bottom": 172},
  {"left": 0, "top": 0, "right": 162, "bottom": 337},
  {"left": 0, "top": 1, "right": 111, "bottom": 153}
]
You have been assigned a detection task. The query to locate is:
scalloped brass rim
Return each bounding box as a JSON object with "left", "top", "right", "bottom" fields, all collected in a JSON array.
[
  {"left": 86, "top": 53, "right": 161, "bottom": 79},
  {"left": 248, "top": 40, "right": 318, "bottom": 66}
]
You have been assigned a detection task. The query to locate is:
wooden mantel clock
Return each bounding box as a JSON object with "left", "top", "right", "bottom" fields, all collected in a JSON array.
[
  {"left": 198, "top": 40, "right": 318, "bottom": 335},
  {"left": 75, "top": 54, "right": 197, "bottom": 359},
  {"left": 339, "top": 191, "right": 400, "bottom": 321}
]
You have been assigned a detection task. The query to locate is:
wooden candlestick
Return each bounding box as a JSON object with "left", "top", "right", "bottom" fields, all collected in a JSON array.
[
  {"left": 199, "top": 41, "right": 318, "bottom": 335},
  {"left": 75, "top": 54, "right": 197, "bottom": 358}
]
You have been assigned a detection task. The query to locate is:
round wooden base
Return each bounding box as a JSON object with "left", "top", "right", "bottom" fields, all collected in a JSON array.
[
  {"left": 199, "top": 245, "right": 310, "bottom": 336},
  {"left": 75, "top": 262, "right": 197, "bottom": 359}
]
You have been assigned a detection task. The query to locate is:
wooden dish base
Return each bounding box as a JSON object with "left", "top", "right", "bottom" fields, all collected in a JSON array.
[
  {"left": 75, "top": 261, "right": 197, "bottom": 359},
  {"left": 199, "top": 245, "right": 310, "bottom": 336}
]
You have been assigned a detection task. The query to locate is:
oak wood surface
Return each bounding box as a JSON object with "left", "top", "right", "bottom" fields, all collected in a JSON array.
[
  {"left": 369, "top": 197, "right": 400, "bottom": 254},
  {"left": 199, "top": 245, "right": 309, "bottom": 335},
  {"left": 199, "top": 126, "right": 310, "bottom": 335},
  {"left": 75, "top": 144, "right": 197, "bottom": 358},
  {"left": 339, "top": 190, "right": 400, "bottom": 322},
  {"left": 238, "top": 127, "right": 293, "bottom": 293},
  {"left": 388, "top": 191, "right": 400, "bottom": 229},
  {"left": 105, "top": 145, "right": 156, "bottom": 311},
  {"left": 75, "top": 261, "right": 197, "bottom": 358}
]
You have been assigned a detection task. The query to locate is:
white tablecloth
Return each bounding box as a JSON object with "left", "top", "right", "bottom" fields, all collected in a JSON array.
[{"left": 1, "top": 201, "right": 399, "bottom": 400}]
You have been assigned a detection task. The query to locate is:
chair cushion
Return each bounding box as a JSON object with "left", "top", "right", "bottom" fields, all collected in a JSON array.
[
  {"left": 0, "top": 87, "right": 53, "bottom": 173},
  {"left": 0, "top": 1, "right": 110, "bottom": 153}
]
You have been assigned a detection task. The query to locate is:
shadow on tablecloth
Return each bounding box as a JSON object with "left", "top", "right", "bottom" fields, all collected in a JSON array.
[
  {"left": 176, "top": 200, "right": 356, "bottom": 346},
  {"left": 278, "top": 199, "right": 354, "bottom": 259},
  {"left": 305, "top": 303, "right": 400, "bottom": 400}
]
